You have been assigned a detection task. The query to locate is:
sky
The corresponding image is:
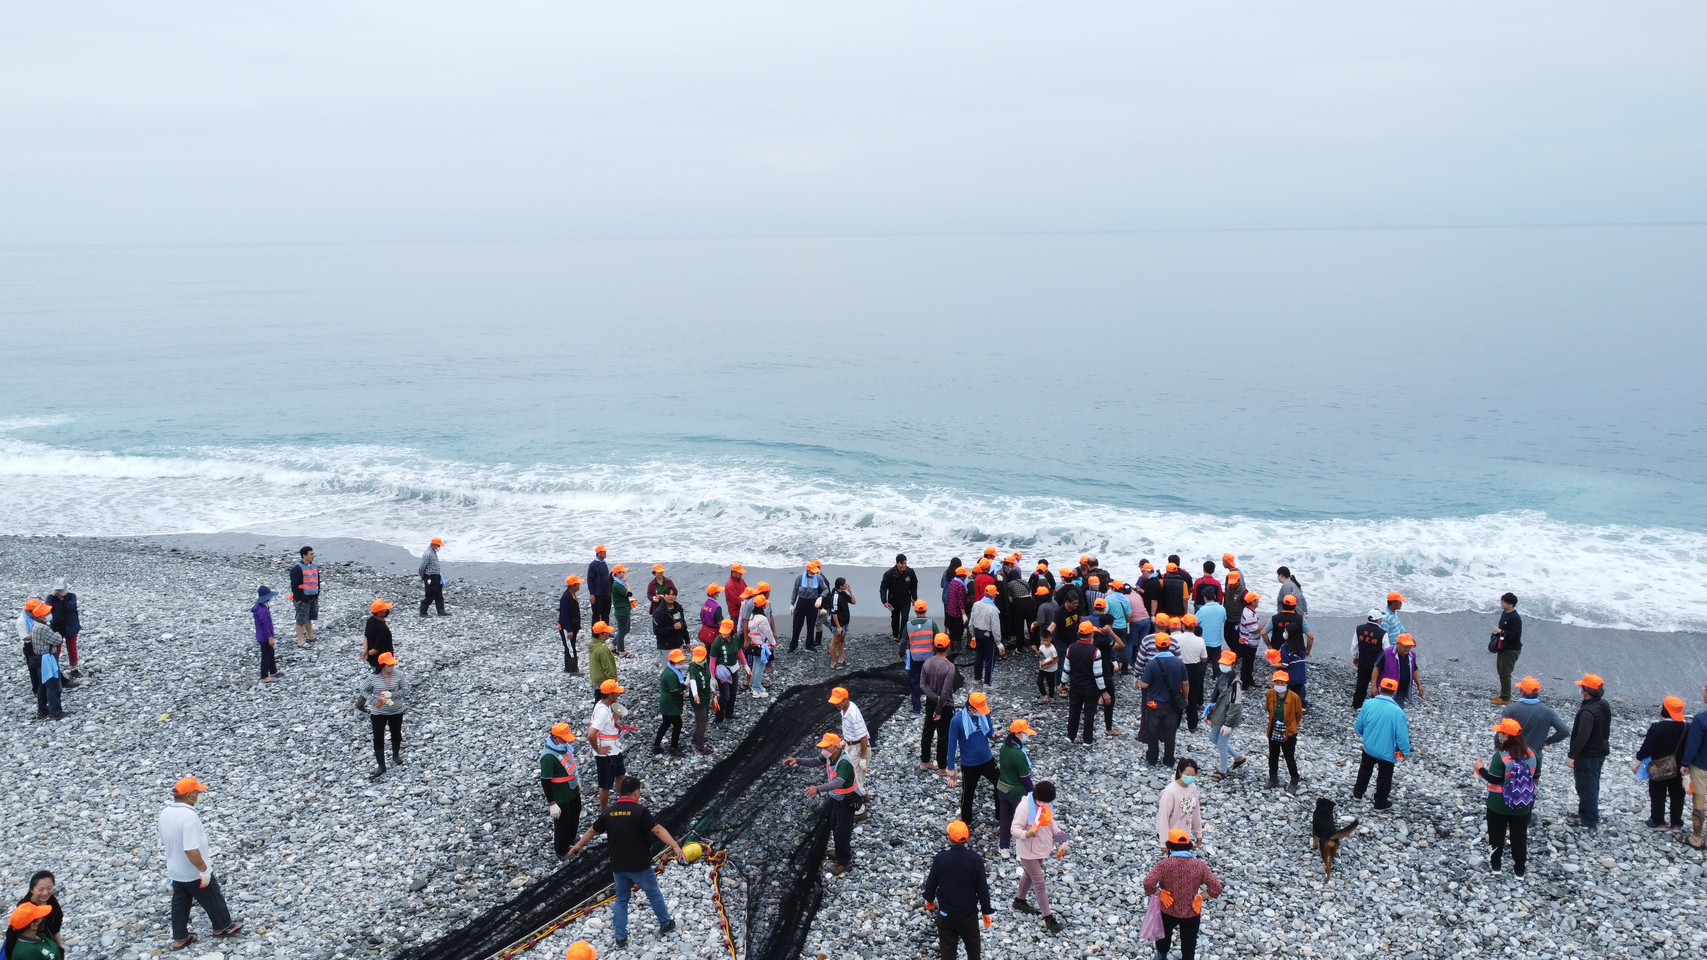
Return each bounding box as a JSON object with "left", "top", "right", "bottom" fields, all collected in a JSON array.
[{"left": 2, "top": 2, "right": 1704, "bottom": 244}]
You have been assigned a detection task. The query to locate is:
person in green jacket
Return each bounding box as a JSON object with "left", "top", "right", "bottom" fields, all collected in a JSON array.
[
  {"left": 653, "top": 649, "right": 688, "bottom": 756},
  {"left": 588, "top": 622, "right": 619, "bottom": 706},
  {"left": 709, "top": 620, "right": 743, "bottom": 726},
  {"left": 996, "top": 718, "right": 1037, "bottom": 859},
  {"left": 540, "top": 722, "right": 583, "bottom": 858},
  {"left": 1477, "top": 717, "right": 1537, "bottom": 877},
  {"left": 5, "top": 902, "right": 63, "bottom": 960},
  {"left": 610, "top": 565, "right": 635, "bottom": 656},
  {"left": 688, "top": 646, "right": 714, "bottom": 756}
]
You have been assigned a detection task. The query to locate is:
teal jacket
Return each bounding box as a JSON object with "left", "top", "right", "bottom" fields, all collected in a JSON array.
[{"left": 1355, "top": 694, "right": 1412, "bottom": 763}]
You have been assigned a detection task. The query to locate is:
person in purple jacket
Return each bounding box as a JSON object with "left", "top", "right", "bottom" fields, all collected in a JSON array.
[{"left": 252, "top": 586, "right": 281, "bottom": 683}]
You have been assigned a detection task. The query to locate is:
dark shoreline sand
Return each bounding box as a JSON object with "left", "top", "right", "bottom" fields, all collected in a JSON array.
[{"left": 53, "top": 532, "right": 1707, "bottom": 709}]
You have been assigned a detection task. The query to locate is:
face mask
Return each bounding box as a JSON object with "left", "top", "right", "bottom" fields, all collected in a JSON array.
[
  {"left": 1273, "top": 685, "right": 1286, "bottom": 695},
  {"left": 1016, "top": 734, "right": 1029, "bottom": 745},
  {"left": 1181, "top": 775, "right": 1197, "bottom": 786},
  {"left": 821, "top": 751, "right": 832, "bottom": 763}
]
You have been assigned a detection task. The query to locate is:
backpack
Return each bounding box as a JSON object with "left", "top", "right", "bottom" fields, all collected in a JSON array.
[{"left": 1503, "top": 753, "right": 1536, "bottom": 811}]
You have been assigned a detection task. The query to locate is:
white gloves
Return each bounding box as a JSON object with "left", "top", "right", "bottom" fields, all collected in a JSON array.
[{"left": 549, "top": 803, "right": 562, "bottom": 820}]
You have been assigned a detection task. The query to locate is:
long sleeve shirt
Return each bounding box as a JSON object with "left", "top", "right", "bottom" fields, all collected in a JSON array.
[
  {"left": 586, "top": 559, "right": 612, "bottom": 597},
  {"left": 418, "top": 549, "right": 441, "bottom": 578},
  {"left": 946, "top": 709, "right": 995, "bottom": 771},
  {"left": 923, "top": 846, "right": 993, "bottom": 918},
  {"left": 559, "top": 591, "right": 582, "bottom": 633},
  {"left": 1155, "top": 782, "right": 1204, "bottom": 845},
  {"left": 1143, "top": 854, "right": 1223, "bottom": 919},
  {"left": 1501, "top": 698, "right": 1571, "bottom": 772},
  {"left": 252, "top": 603, "right": 275, "bottom": 643},
  {"left": 969, "top": 598, "right": 1002, "bottom": 636},
  {"left": 920, "top": 655, "right": 958, "bottom": 707}
]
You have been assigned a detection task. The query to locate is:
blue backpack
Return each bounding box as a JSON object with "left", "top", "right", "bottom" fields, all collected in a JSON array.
[{"left": 1503, "top": 752, "right": 1536, "bottom": 811}]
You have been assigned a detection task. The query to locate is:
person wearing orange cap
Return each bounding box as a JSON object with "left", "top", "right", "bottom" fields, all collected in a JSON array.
[
  {"left": 825, "top": 577, "right": 857, "bottom": 669},
  {"left": 652, "top": 650, "right": 689, "bottom": 757},
  {"left": 880, "top": 553, "right": 920, "bottom": 645},
  {"left": 1234, "top": 593, "right": 1265, "bottom": 692},
  {"left": 943, "top": 562, "right": 971, "bottom": 656},
  {"left": 1500, "top": 677, "right": 1570, "bottom": 782},
  {"left": 1060, "top": 620, "right": 1111, "bottom": 746},
  {"left": 923, "top": 819, "right": 994, "bottom": 959},
  {"left": 567, "top": 775, "right": 683, "bottom": 946},
  {"left": 1054, "top": 566, "right": 1083, "bottom": 612},
  {"left": 6, "top": 901, "right": 58, "bottom": 960},
  {"left": 1380, "top": 590, "right": 1407, "bottom": 656},
  {"left": 1027, "top": 559, "right": 1057, "bottom": 598},
  {"left": 1372, "top": 634, "right": 1423, "bottom": 708},
  {"left": 746, "top": 595, "right": 776, "bottom": 698},
  {"left": 1637, "top": 697, "right": 1689, "bottom": 829},
  {"left": 609, "top": 565, "right": 634, "bottom": 657},
  {"left": 829, "top": 686, "right": 871, "bottom": 816},
  {"left": 708, "top": 620, "right": 744, "bottom": 724},
  {"left": 906, "top": 600, "right": 944, "bottom": 715},
  {"left": 566, "top": 942, "right": 598, "bottom": 960},
  {"left": 1265, "top": 671, "right": 1303, "bottom": 793},
  {"left": 1221, "top": 570, "right": 1250, "bottom": 684},
  {"left": 1353, "top": 677, "right": 1412, "bottom": 811},
  {"left": 969, "top": 584, "right": 1003, "bottom": 687},
  {"left": 18, "top": 598, "right": 50, "bottom": 698},
  {"left": 158, "top": 777, "right": 242, "bottom": 948},
  {"left": 723, "top": 563, "right": 749, "bottom": 619},
  {"left": 995, "top": 718, "right": 1037, "bottom": 859},
  {"left": 417, "top": 538, "right": 448, "bottom": 616},
  {"left": 540, "top": 722, "right": 583, "bottom": 856},
  {"left": 947, "top": 692, "right": 1000, "bottom": 828},
  {"left": 361, "top": 652, "right": 409, "bottom": 779},
  {"left": 589, "top": 679, "right": 630, "bottom": 812},
  {"left": 1567, "top": 673, "right": 1612, "bottom": 829},
  {"left": 996, "top": 554, "right": 1031, "bottom": 650},
  {"left": 786, "top": 733, "right": 860, "bottom": 873},
  {"left": 586, "top": 545, "right": 613, "bottom": 626},
  {"left": 588, "top": 622, "right": 619, "bottom": 705},
  {"left": 558, "top": 575, "right": 585, "bottom": 674},
  {"left": 22, "top": 599, "right": 66, "bottom": 720},
  {"left": 1176, "top": 614, "right": 1209, "bottom": 733},
  {"left": 645, "top": 565, "right": 676, "bottom": 618},
  {"left": 697, "top": 583, "right": 725, "bottom": 647},
  {"left": 920, "top": 635, "right": 958, "bottom": 771},
  {"left": 1477, "top": 718, "right": 1537, "bottom": 876},
  {"left": 363, "top": 598, "right": 395, "bottom": 674},
  {"left": 1011, "top": 780, "right": 1066, "bottom": 932},
  {"left": 1267, "top": 594, "right": 1313, "bottom": 710},
  {"left": 1203, "top": 649, "right": 1247, "bottom": 780},
  {"left": 687, "top": 646, "right": 714, "bottom": 756},
  {"left": 1139, "top": 634, "right": 1188, "bottom": 767},
  {"left": 1143, "top": 829, "right": 1223, "bottom": 960},
  {"left": 1157, "top": 556, "right": 1193, "bottom": 619},
  {"left": 789, "top": 560, "right": 830, "bottom": 653},
  {"left": 1489, "top": 591, "right": 1523, "bottom": 705}
]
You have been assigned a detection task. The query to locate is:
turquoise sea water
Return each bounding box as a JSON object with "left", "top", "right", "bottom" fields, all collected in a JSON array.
[{"left": 3, "top": 226, "right": 1705, "bottom": 629}]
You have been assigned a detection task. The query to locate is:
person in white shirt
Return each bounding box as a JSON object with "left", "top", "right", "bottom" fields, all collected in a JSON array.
[
  {"left": 830, "top": 686, "right": 872, "bottom": 817},
  {"left": 158, "top": 777, "right": 242, "bottom": 950},
  {"left": 747, "top": 596, "right": 777, "bottom": 698},
  {"left": 589, "top": 680, "right": 628, "bottom": 813}
]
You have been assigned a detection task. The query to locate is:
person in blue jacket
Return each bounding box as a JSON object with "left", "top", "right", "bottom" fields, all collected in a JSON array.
[
  {"left": 1684, "top": 683, "right": 1707, "bottom": 850},
  {"left": 946, "top": 691, "right": 1000, "bottom": 829},
  {"left": 1353, "top": 677, "right": 1413, "bottom": 811}
]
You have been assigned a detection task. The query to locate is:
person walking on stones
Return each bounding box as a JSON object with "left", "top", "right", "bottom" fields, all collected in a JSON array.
[
  {"left": 1011, "top": 781, "right": 1067, "bottom": 933},
  {"left": 24, "top": 600, "right": 66, "bottom": 721},
  {"left": 652, "top": 650, "right": 688, "bottom": 757},
  {"left": 1684, "top": 683, "right": 1707, "bottom": 849},
  {"left": 609, "top": 565, "right": 634, "bottom": 656},
  {"left": 688, "top": 646, "right": 714, "bottom": 756},
  {"left": 1353, "top": 677, "right": 1411, "bottom": 811},
  {"left": 789, "top": 560, "right": 829, "bottom": 653},
  {"left": 969, "top": 585, "right": 1003, "bottom": 688},
  {"left": 1501, "top": 677, "right": 1571, "bottom": 792},
  {"left": 1372, "top": 634, "right": 1424, "bottom": 707},
  {"left": 708, "top": 619, "right": 742, "bottom": 724},
  {"left": 567, "top": 775, "right": 683, "bottom": 948},
  {"left": 1568, "top": 673, "right": 1612, "bottom": 829},
  {"left": 785, "top": 732, "right": 861, "bottom": 874},
  {"left": 1351, "top": 610, "right": 1385, "bottom": 709},
  {"left": 157, "top": 777, "right": 242, "bottom": 950},
  {"left": 698, "top": 583, "right": 724, "bottom": 648},
  {"left": 44, "top": 579, "right": 83, "bottom": 680},
  {"left": 830, "top": 686, "right": 872, "bottom": 817},
  {"left": 881, "top": 554, "right": 921, "bottom": 646},
  {"left": 289, "top": 545, "right": 321, "bottom": 645},
  {"left": 1156, "top": 758, "right": 1205, "bottom": 847},
  {"left": 921, "top": 634, "right": 957, "bottom": 772},
  {"left": 1489, "top": 592, "right": 1523, "bottom": 706},
  {"left": 905, "top": 600, "right": 942, "bottom": 715},
  {"left": 995, "top": 718, "right": 1037, "bottom": 860},
  {"left": 362, "top": 599, "right": 394, "bottom": 674},
  {"left": 1636, "top": 697, "right": 1690, "bottom": 830},
  {"left": 540, "top": 722, "right": 583, "bottom": 858},
  {"left": 1265, "top": 670, "right": 1304, "bottom": 794},
  {"left": 1477, "top": 718, "right": 1537, "bottom": 877},
  {"left": 589, "top": 679, "right": 629, "bottom": 813},
  {"left": 587, "top": 545, "right": 613, "bottom": 626},
  {"left": 362, "top": 653, "right": 407, "bottom": 779},
  {"left": 418, "top": 538, "right": 448, "bottom": 616},
  {"left": 252, "top": 586, "right": 282, "bottom": 683},
  {"left": 1061, "top": 621, "right": 1112, "bottom": 746},
  {"left": 1143, "top": 829, "right": 1222, "bottom": 960},
  {"left": 1204, "top": 650, "right": 1246, "bottom": 780},
  {"left": 724, "top": 563, "right": 749, "bottom": 621},
  {"left": 947, "top": 692, "right": 1000, "bottom": 829},
  {"left": 1140, "top": 634, "right": 1189, "bottom": 768},
  {"left": 924, "top": 820, "right": 994, "bottom": 960},
  {"left": 588, "top": 623, "right": 619, "bottom": 705},
  {"left": 558, "top": 575, "right": 584, "bottom": 674},
  {"left": 1381, "top": 591, "right": 1406, "bottom": 655}
]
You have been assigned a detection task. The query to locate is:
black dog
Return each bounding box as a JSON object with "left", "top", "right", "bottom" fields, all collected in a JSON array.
[{"left": 1311, "top": 798, "right": 1359, "bottom": 881}]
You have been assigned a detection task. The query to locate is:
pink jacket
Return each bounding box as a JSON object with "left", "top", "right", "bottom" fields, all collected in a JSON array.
[
  {"left": 1156, "top": 781, "right": 1204, "bottom": 846},
  {"left": 1010, "top": 796, "right": 1067, "bottom": 860}
]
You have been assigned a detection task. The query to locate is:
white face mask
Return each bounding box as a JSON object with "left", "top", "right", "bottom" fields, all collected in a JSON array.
[
  {"left": 1016, "top": 734, "right": 1029, "bottom": 745},
  {"left": 1273, "top": 685, "right": 1287, "bottom": 695},
  {"left": 821, "top": 750, "right": 833, "bottom": 763}
]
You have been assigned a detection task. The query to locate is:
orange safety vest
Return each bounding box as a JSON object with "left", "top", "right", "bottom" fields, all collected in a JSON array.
[
  {"left": 907, "top": 619, "right": 938, "bottom": 661},
  {"left": 827, "top": 756, "right": 858, "bottom": 796},
  {"left": 299, "top": 565, "right": 320, "bottom": 593},
  {"left": 542, "top": 746, "right": 578, "bottom": 784}
]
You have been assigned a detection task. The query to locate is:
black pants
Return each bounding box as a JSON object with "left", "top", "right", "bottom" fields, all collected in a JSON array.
[
  {"left": 170, "top": 875, "right": 234, "bottom": 941},
  {"left": 996, "top": 790, "right": 1021, "bottom": 851},
  {"left": 909, "top": 660, "right": 925, "bottom": 713},
  {"left": 259, "top": 642, "right": 277, "bottom": 679},
  {"left": 1650, "top": 777, "right": 1686, "bottom": 826},
  {"left": 959, "top": 760, "right": 998, "bottom": 825},
  {"left": 890, "top": 604, "right": 908, "bottom": 641},
  {"left": 591, "top": 593, "right": 611, "bottom": 625},
  {"left": 972, "top": 630, "right": 996, "bottom": 685},
  {"left": 1487, "top": 810, "right": 1530, "bottom": 871},
  {"left": 1159, "top": 913, "right": 1201, "bottom": 960},
  {"left": 1184, "top": 662, "right": 1206, "bottom": 730},
  {"left": 1036, "top": 668, "right": 1057, "bottom": 698},
  {"left": 420, "top": 574, "right": 446, "bottom": 615},
  {"left": 36, "top": 675, "right": 63, "bottom": 718},
  {"left": 1067, "top": 690, "right": 1098, "bottom": 743},
  {"left": 653, "top": 714, "right": 682, "bottom": 752},
  {"left": 936, "top": 914, "right": 981, "bottom": 960},
  {"left": 1268, "top": 736, "right": 1298, "bottom": 779},
  {"left": 947, "top": 616, "right": 966, "bottom": 656},
  {"left": 1233, "top": 640, "right": 1257, "bottom": 689},
  {"left": 1352, "top": 651, "right": 1380, "bottom": 708},
  {"left": 24, "top": 645, "right": 41, "bottom": 695},
  {"left": 1147, "top": 707, "right": 1182, "bottom": 766},
  {"left": 829, "top": 798, "right": 855, "bottom": 866},
  {"left": 371, "top": 713, "right": 403, "bottom": 768},
  {"left": 553, "top": 792, "right": 583, "bottom": 855},
  {"left": 558, "top": 628, "right": 580, "bottom": 673},
  {"left": 792, "top": 600, "right": 819, "bottom": 651},
  {"left": 1354, "top": 752, "right": 1395, "bottom": 807},
  {"left": 922, "top": 700, "right": 951, "bottom": 766},
  {"left": 716, "top": 680, "right": 737, "bottom": 723}
]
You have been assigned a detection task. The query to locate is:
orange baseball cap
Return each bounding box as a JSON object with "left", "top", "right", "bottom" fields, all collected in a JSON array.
[
  {"left": 828, "top": 687, "right": 850, "bottom": 705},
  {"left": 567, "top": 941, "right": 598, "bottom": 960},
  {"left": 611, "top": 564, "right": 628, "bottom": 575},
  {"left": 806, "top": 560, "right": 822, "bottom": 572},
  {"left": 1079, "top": 555, "right": 1092, "bottom": 565},
  {"left": 1265, "top": 648, "right": 1282, "bottom": 665},
  {"left": 753, "top": 595, "right": 770, "bottom": 608},
  {"left": 1222, "top": 553, "right": 1236, "bottom": 565},
  {"left": 1060, "top": 568, "right": 1078, "bottom": 579},
  {"left": 1092, "top": 598, "right": 1108, "bottom": 611},
  {"left": 1387, "top": 591, "right": 1406, "bottom": 603},
  {"left": 947, "top": 820, "right": 970, "bottom": 843},
  {"left": 1034, "top": 585, "right": 1051, "bottom": 597},
  {"left": 430, "top": 538, "right": 444, "bottom": 548},
  {"left": 956, "top": 566, "right": 971, "bottom": 577},
  {"left": 8, "top": 902, "right": 52, "bottom": 931},
  {"left": 706, "top": 584, "right": 722, "bottom": 596},
  {"left": 1273, "top": 670, "right": 1291, "bottom": 684},
  {"left": 1665, "top": 696, "right": 1686, "bottom": 722},
  {"left": 1167, "top": 828, "right": 1192, "bottom": 846},
  {"left": 1109, "top": 580, "right": 1126, "bottom": 590},
  {"left": 1009, "top": 718, "right": 1037, "bottom": 736},
  {"left": 668, "top": 650, "right": 687, "bottom": 664},
  {"left": 1227, "top": 570, "right": 1242, "bottom": 585},
  {"left": 755, "top": 582, "right": 772, "bottom": 593},
  {"left": 740, "top": 588, "right": 755, "bottom": 600},
  {"left": 1087, "top": 576, "right": 1101, "bottom": 587},
  {"left": 592, "top": 621, "right": 614, "bottom": 635},
  {"left": 986, "top": 548, "right": 1000, "bottom": 559},
  {"left": 1493, "top": 718, "right": 1523, "bottom": 736},
  {"left": 595, "top": 544, "right": 608, "bottom": 553},
  {"left": 985, "top": 584, "right": 999, "bottom": 596},
  {"left": 914, "top": 599, "right": 928, "bottom": 612},
  {"left": 719, "top": 619, "right": 735, "bottom": 635},
  {"left": 975, "top": 559, "right": 992, "bottom": 572},
  {"left": 934, "top": 633, "right": 951, "bottom": 649},
  {"left": 377, "top": 652, "right": 398, "bottom": 666},
  {"left": 1077, "top": 622, "right": 1096, "bottom": 635},
  {"left": 816, "top": 732, "right": 843, "bottom": 749},
  {"left": 968, "top": 692, "right": 991, "bottom": 715},
  {"left": 730, "top": 563, "right": 746, "bottom": 574},
  {"left": 1396, "top": 634, "right": 1415, "bottom": 647},
  {"left": 1218, "top": 649, "right": 1238, "bottom": 666},
  {"left": 1141, "top": 562, "right": 1154, "bottom": 572},
  {"left": 652, "top": 564, "right": 666, "bottom": 574},
  {"left": 692, "top": 646, "right": 707, "bottom": 663},
  {"left": 1576, "top": 673, "right": 1605, "bottom": 691},
  {"left": 1282, "top": 595, "right": 1298, "bottom": 608},
  {"left": 565, "top": 574, "right": 583, "bottom": 586},
  {"left": 599, "top": 679, "right": 625, "bottom": 695},
  {"left": 1516, "top": 676, "right": 1541, "bottom": 693},
  {"left": 24, "top": 598, "right": 51, "bottom": 619},
  {"left": 370, "top": 599, "right": 393, "bottom": 614},
  {"left": 1155, "top": 633, "right": 1172, "bottom": 649},
  {"left": 1166, "top": 563, "right": 1179, "bottom": 573},
  {"left": 174, "top": 776, "right": 209, "bottom": 796},
  {"left": 1245, "top": 593, "right": 1261, "bottom": 605},
  {"left": 1182, "top": 614, "right": 1198, "bottom": 627},
  {"left": 550, "top": 722, "right": 574, "bottom": 741},
  {"left": 1379, "top": 677, "right": 1399, "bottom": 692}
]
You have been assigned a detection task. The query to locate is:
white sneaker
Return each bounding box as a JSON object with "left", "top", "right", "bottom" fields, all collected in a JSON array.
[{"left": 999, "top": 848, "right": 1011, "bottom": 860}]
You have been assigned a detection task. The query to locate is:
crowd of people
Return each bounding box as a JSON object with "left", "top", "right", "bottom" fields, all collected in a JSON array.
[{"left": 10, "top": 542, "right": 1707, "bottom": 960}]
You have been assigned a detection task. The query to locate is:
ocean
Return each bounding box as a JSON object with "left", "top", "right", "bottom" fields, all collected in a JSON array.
[{"left": 3, "top": 226, "right": 1705, "bottom": 630}]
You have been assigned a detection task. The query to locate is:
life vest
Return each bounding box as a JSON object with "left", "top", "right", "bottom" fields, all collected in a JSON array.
[
  {"left": 541, "top": 745, "right": 578, "bottom": 784},
  {"left": 827, "top": 756, "right": 858, "bottom": 796},
  {"left": 299, "top": 565, "right": 320, "bottom": 593},
  {"left": 907, "top": 618, "right": 937, "bottom": 660}
]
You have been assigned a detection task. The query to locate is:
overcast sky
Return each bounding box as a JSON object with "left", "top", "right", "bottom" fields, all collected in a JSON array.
[{"left": 2, "top": 2, "right": 1704, "bottom": 244}]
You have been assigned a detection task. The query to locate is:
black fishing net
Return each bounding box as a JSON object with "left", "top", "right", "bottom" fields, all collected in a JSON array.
[{"left": 395, "top": 666, "right": 910, "bottom": 960}]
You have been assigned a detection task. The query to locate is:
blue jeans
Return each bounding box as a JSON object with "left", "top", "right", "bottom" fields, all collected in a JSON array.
[
  {"left": 1573, "top": 755, "right": 1605, "bottom": 827},
  {"left": 751, "top": 647, "right": 769, "bottom": 692},
  {"left": 1206, "top": 722, "right": 1238, "bottom": 773},
  {"left": 612, "top": 868, "right": 671, "bottom": 942}
]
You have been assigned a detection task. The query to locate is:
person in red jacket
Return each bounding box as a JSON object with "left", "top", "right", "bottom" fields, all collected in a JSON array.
[{"left": 1143, "top": 829, "right": 1223, "bottom": 960}]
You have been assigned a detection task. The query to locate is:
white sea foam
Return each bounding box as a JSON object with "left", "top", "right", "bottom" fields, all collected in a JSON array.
[{"left": 1, "top": 435, "right": 1702, "bottom": 632}]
